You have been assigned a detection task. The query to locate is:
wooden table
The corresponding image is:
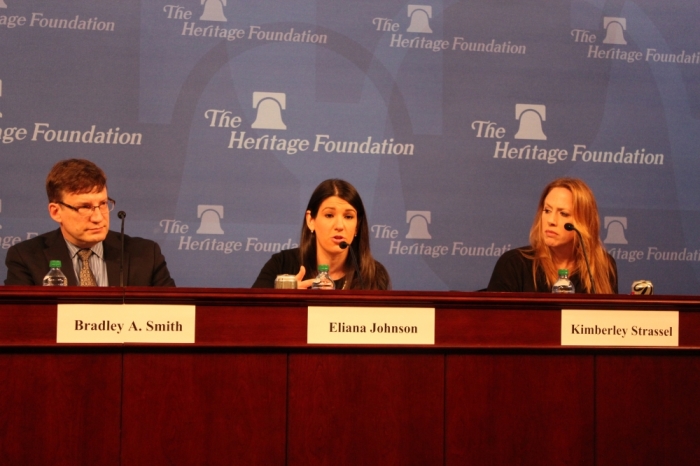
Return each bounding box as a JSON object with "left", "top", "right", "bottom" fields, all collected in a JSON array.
[{"left": 1, "top": 287, "right": 699, "bottom": 465}]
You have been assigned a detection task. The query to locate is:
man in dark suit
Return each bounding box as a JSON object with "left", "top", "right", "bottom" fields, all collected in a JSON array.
[{"left": 4, "top": 159, "right": 175, "bottom": 287}]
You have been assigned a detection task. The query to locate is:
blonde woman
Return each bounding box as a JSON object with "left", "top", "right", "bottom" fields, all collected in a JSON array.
[{"left": 487, "top": 178, "right": 617, "bottom": 293}]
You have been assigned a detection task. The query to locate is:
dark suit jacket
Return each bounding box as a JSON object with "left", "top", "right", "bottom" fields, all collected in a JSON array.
[{"left": 4, "top": 229, "right": 175, "bottom": 287}]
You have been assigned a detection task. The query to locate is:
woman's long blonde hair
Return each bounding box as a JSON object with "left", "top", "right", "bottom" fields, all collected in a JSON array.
[{"left": 523, "top": 178, "right": 616, "bottom": 293}]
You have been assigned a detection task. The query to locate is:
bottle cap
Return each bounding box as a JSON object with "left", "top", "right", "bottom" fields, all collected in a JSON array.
[
  {"left": 558, "top": 269, "right": 568, "bottom": 275},
  {"left": 318, "top": 264, "right": 329, "bottom": 272},
  {"left": 49, "top": 260, "right": 62, "bottom": 268}
]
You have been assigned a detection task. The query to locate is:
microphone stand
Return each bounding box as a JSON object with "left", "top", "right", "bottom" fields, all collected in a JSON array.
[
  {"left": 118, "top": 211, "right": 126, "bottom": 288},
  {"left": 339, "top": 241, "right": 364, "bottom": 290},
  {"left": 564, "top": 223, "right": 596, "bottom": 293}
]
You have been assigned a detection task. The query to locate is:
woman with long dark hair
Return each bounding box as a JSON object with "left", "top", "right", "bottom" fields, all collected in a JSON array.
[
  {"left": 487, "top": 177, "right": 617, "bottom": 293},
  {"left": 252, "top": 179, "right": 390, "bottom": 290}
]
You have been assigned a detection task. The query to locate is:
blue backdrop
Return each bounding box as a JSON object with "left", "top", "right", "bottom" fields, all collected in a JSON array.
[{"left": 1, "top": 0, "right": 699, "bottom": 293}]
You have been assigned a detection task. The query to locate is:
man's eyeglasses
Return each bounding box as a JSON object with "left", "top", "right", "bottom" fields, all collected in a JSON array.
[{"left": 57, "top": 198, "right": 116, "bottom": 217}]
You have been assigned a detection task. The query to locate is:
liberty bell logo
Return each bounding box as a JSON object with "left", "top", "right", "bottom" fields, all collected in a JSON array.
[
  {"left": 603, "top": 216, "right": 628, "bottom": 244},
  {"left": 406, "top": 211, "right": 432, "bottom": 239},
  {"left": 406, "top": 5, "right": 433, "bottom": 33},
  {"left": 251, "top": 92, "right": 287, "bottom": 130},
  {"left": 200, "top": 0, "right": 227, "bottom": 22},
  {"left": 197, "top": 205, "right": 225, "bottom": 235},
  {"left": 602, "top": 17, "right": 627, "bottom": 45},
  {"left": 514, "top": 104, "right": 547, "bottom": 140}
]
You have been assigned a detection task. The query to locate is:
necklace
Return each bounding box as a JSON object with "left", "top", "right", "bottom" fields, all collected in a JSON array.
[
  {"left": 335, "top": 276, "right": 347, "bottom": 290},
  {"left": 332, "top": 276, "right": 348, "bottom": 290},
  {"left": 329, "top": 271, "right": 348, "bottom": 289}
]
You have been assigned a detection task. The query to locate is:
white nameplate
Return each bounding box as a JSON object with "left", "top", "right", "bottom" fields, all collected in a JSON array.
[
  {"left": 561, "top": 310, "right": 678, "bottom": 347},
  {"left": 307, "top": 306, "right": 435, "bottom": 345},
  {"left": 57, "top": 304, "right": 196, "bottom": 344}
]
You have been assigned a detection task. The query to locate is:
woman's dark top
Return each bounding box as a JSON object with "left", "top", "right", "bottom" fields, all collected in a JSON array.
[
  {"left": 486, "top": 246, "right": 618, "bottom": 293},
  {"left": 253, "top": 247, "right": 389, "bottom": 290},
  {"left": 252, "top": 248, "right": 304, "bottom": 288},
  {"left": 252, "top": 247, "right": 390, "bottom": 289}
]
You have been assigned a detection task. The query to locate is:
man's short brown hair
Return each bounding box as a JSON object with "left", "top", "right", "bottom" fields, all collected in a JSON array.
[{"left": 46, "top": 159, "right": 107, "bottom": 203}]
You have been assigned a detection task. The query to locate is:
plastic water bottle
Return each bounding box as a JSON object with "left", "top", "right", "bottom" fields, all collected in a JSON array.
[
  {"left": 311, "top": 264, "right": 335, "bottom": 290},
  {"left": 43, "top": 260, "right": 68, "bottom": 286},
  {"left": 552, "top": 269, "right": 575, "bottom": 294}
]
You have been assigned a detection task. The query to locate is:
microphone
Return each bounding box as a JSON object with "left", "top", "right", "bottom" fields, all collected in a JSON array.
[
  {"left": 118, "top": 211, "right": 126, "bottom": 287},
  {"left": 339, "top": 241, "right": 364, "bottom": 290},
  {"left": 564, "top": 223, "right": 596, "bottom": 293}
]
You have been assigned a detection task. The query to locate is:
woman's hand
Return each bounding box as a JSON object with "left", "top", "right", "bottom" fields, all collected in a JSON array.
[{"left": 296, "top": 266, "right": 314, "bottom": 289}]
